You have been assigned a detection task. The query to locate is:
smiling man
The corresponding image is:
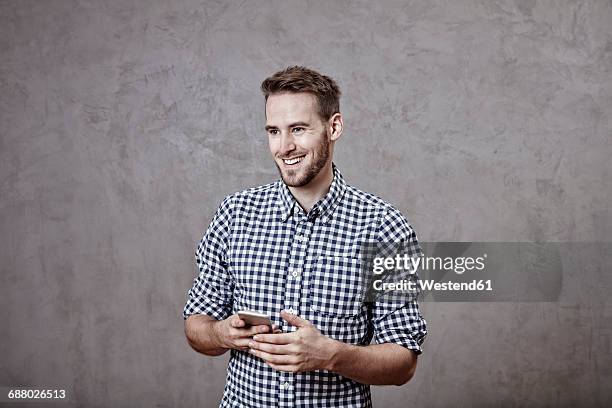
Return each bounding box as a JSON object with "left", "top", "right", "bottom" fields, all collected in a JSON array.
[{"left": 183, "top": 66, "right": 427, "bottom": 407}]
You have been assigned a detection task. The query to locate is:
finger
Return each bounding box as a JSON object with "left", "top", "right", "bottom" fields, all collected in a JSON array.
[
  {"left": 234, "top": 338, "right": 254, "bottom": 349},
  {"left": 250, "top": 349, "right": 298, "bottom": 365},
  {"left": 280, "top": 310, "right": 311, "bottom": 328},
  {"left": 233, "top": 324, "right": 271, "bottom": 338},
  {"left": 230, "top": 316, "right": 245, "bottom": 328},
  {"left": 249, "top": 340, "right": 295, "bottom": 355},
  {"left": 253, "top": 332, "right": 295, "bottom": 344},
  {"left": 248, "top": 324, "right": 271, "bottom": 335},
  {"left": 267, "top": 362, "right": 299, "bottom": 373}
]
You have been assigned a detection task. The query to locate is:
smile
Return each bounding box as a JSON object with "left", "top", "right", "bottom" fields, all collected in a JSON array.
[{"left": 282, "top": 155, "right": 305, "bottom": 165}]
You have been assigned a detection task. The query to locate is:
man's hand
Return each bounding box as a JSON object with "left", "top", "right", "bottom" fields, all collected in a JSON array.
[
  {"left": 247, "top": 310, "right": 418, "bottom": 385},
  {"left": 214, "top": 314, "right": 278, "bottom": 351},
  {"left": 248, "top": 310, "right": 336, "bottom": 372},
  {"left": 185, "top": 314, "right": 282, "bottom": 356}
]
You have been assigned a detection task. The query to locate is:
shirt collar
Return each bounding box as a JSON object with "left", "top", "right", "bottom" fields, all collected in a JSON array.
[{"left": 276, "top": 162, "right": 347, "bottom": 224}]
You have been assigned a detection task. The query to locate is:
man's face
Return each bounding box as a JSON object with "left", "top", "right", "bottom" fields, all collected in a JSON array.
[{"left": 265, "top": 92, "right": 331, "bottom": 188}]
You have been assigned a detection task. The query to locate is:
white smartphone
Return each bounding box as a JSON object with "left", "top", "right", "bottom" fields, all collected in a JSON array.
[{"left": 237, "top": 310, "right": 273, "bottom": 328}]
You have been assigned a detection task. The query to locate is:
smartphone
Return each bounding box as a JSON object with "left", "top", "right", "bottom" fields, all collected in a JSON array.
[{"left": 237, "top": 310, "right": 273, "bottom": 329}]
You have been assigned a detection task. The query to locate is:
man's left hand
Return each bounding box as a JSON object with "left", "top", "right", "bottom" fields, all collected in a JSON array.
[{"left": 248, "top": 310, "right": 336, "bottom": 373}]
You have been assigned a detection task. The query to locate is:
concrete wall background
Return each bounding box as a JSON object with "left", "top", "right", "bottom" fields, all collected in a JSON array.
[{"left": 1, "top": 0, "right": 611, "bottom": 406}]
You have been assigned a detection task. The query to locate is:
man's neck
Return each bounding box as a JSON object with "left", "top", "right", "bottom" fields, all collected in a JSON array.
[{"left": 288, "top": 162, "right": 334, "bottom": 213}]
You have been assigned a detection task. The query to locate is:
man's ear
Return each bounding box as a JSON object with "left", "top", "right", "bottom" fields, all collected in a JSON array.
[{"left": 328, "top": 112, "right": 343, "bottom": 142}]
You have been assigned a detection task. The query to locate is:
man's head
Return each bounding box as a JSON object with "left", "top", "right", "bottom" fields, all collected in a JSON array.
[
  {"left": 261, "top": 66, "right": 341, "bottom": 122},
  {"left": 261, "top": 66, "right": 343, "bottom": 188}
]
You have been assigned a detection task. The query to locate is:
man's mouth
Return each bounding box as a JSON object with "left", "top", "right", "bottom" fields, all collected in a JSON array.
[{"left": 282, "top": 155, "right": 306, "bottom": 166}]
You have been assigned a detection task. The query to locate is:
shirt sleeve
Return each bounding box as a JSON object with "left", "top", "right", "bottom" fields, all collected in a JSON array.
[
  {"left": 183, "top": 195, "right": 235, "bottom": 321},
  {"left": 370, "top": 206, "right": 428, "bottom": 354}
]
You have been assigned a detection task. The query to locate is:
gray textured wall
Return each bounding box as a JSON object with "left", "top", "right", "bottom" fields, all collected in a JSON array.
[{"left": 1, "top": 0, "right": 611, "bottom": 407}]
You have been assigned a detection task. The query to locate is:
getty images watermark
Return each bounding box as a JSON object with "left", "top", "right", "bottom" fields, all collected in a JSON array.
[
  {"left": 372, "top": 250, "right": 490, "bottom": 292},
  {"left": 359, "top": 242, "right": 568, "bottom": 302}
]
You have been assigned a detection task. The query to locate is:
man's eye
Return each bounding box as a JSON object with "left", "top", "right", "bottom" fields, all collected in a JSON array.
[
  {"left": 268, "top": 129, "right": 279, "bottom": 136},
  {"left": 292, "top": 127, "right": 305, "bottom": 133}
]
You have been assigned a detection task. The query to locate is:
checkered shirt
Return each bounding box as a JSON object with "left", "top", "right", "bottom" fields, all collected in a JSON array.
[{"left": 183, "top": 164, "right": 427, "bottom": 407}]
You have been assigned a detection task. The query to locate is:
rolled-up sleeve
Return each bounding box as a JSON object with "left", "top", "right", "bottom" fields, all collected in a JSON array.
[
  {"left": 183, "top": 195, "right": 235, "bottom": 321},
  {"left": 371, "top": 207, "right": 428, "bottom": 354},
  {"left": 372, "top": 300, "right": 427, "bottom": 354}
]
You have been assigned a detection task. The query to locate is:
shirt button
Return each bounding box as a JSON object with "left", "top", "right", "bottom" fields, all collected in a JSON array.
[
  {"left": 280, "top": 382, "right": 291, "bottom": 390},
  {"left": 288, "top": 267, "right": 301, "bottom": 279},
  {"left": 286, "top": 308, "right": 296, "bottom": 315}
]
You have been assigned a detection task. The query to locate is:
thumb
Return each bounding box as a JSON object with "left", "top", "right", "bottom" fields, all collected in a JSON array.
[
  {"left": 230, "top": 315, "right": 245, "bottom": 328},
  {"left": 280, "top": 310, "right": 310, "bottom": 328}
]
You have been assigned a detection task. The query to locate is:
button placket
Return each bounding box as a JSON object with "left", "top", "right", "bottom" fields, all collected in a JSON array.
[
  {"left": 279, "top": 217, "right": 314, "bottom": 406},
  {"left": 282, "top": 220, "right": 313, "bottom": 333},
  {"left": 278, "top": 373, "right": 295, "bottom": 408}
]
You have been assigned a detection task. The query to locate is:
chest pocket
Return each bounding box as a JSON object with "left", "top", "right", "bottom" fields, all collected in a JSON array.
[{"left": 308, "top": 256, "right": 364, "bottom": 317}]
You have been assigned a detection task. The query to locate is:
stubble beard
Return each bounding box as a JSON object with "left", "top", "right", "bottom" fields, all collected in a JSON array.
[{"left": 276, "top": 132, "right": 330, "bottom": 188}]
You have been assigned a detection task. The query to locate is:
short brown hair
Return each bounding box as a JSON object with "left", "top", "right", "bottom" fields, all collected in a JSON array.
[{"left": 261, "top": 66, "right": 341, "bottom": 121}]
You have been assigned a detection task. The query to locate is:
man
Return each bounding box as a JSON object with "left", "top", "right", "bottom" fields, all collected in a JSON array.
[{"left": 183, "top": 66, "right": 427, "bottom": 407}]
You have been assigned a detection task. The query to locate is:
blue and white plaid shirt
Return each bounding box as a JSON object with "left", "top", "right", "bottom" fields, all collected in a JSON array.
[{"left": 184, "top": 164, "right": 427, "bottom": 407}]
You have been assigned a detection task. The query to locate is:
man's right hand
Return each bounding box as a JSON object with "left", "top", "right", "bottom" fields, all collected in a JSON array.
[
  {"left": 185, "top": 313, "right": 282, "bottom": 356},
  {"left": 213, "top": 314, "right": 277, "bottom": 351}
]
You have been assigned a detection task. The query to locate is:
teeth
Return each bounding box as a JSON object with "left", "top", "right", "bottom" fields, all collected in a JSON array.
[{"left": 283, "top": 156, "right": 304, "bottom": 165}]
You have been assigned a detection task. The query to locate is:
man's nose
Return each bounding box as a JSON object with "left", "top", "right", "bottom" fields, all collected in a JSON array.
[{"left": 279, "top": 131, "right": 296, "bottom": 154}]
